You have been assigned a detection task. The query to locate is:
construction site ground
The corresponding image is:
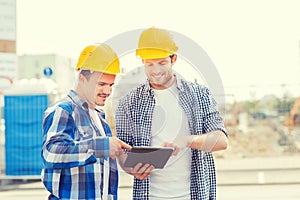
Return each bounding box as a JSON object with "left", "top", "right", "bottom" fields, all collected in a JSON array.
[{"left": 215, "top": 117, "right": 300, "bottom": 159}]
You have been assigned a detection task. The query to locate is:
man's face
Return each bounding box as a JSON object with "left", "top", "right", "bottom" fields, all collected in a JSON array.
[
  {"left": 83, "top": 72, "right": 116, "bottom": 107},
  {"left": 143, "top": 56, "right": 176, "bottom": 90}
]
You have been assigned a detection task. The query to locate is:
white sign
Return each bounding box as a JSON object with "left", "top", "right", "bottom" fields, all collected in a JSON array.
[
  {"left": 0, "top": 53, "right": 18, "bottom": 79},
  {"left": 0, "top": 0, "right": 16, "bottom": 40}
]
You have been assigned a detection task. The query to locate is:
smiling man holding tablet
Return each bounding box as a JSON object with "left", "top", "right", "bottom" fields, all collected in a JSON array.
[{"left": 115, "top": 27, "right": 228, "bottom": 200}]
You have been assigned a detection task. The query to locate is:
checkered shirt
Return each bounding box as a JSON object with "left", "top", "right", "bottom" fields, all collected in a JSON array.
[
  {"left": 41, "top": 90, "right": 118, "bottom": 200},
  {"left": 115, "top": 77, "right": 227, "bottom": 200}
]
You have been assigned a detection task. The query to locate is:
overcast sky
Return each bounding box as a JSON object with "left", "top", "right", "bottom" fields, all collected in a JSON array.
[{"left": 16, "top": 0, "right": 300, "bottom": 100}]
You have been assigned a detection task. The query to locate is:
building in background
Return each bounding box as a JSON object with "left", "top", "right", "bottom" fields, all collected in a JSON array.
[
  {"left": 0, "top": 0, "right": 17, "bottom": 92},
  {"left": 1, "top": 0, "right": 76, "bottom": 96},
  {"left": 18, "top": 54, "right": 76, "bottom": 96}
]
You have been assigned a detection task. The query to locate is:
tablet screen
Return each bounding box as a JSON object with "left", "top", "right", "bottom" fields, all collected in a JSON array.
[{"left": 124, "top": 146, "right": 173, "bottom": 169}]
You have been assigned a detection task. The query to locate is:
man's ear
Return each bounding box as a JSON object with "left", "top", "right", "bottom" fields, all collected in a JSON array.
[
  {"left": 79, "top": 74, "right": 85, "bottom": 82},
  {"left": 171, "top": 54, "right": 177, "bottom": 64}
]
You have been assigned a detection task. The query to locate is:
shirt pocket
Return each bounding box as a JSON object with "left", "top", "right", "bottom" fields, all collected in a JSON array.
[{"left": 75, "top": 126, "right": 94, "bottom": 140}]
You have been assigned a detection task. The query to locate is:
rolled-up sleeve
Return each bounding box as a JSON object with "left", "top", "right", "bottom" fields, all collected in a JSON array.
[{"left": 198, "top": 86, "right": 228, "bottom": 136}]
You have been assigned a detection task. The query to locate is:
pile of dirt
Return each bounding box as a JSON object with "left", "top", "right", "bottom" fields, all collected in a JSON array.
[{"left": 214, "top": 121, "right": 291, "bottom": 159}]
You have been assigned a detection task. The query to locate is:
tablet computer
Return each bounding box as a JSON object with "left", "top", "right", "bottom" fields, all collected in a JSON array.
[{"left": 124, "top": 146, "right": 173, "bottom": 169}]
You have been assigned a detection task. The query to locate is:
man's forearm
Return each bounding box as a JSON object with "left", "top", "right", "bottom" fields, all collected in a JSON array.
[{"left": 188, "top": 130, "right": 228, "bottom": 152}]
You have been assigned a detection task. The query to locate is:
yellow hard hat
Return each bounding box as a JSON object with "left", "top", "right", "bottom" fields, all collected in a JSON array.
[
  {"left": 75, "top": 43, "right": 120, "bottom": 74},
  {"left": 136, "top": 27, "right": 178, "bottom": 59}
]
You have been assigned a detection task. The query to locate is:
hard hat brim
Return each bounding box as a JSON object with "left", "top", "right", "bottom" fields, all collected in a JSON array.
[{"left": 136, "top": 48, "right": 174, "bottom": 60}]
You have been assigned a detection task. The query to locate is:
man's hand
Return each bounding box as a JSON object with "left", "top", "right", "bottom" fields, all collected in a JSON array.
[
  {"left": 109, "top": 137, "right": 131, "bottom": 160},
  {"left": 161, "top": 142, "right": 180, "bottom": 156},
  {"left": 173, "top": 136, "right": 193, "bottom": 149},
  {"left": 117, "top": 153, "right": 154, "bottom": 180},
  {"left": 129, "top": 163, "right": 155, "bottom": 180},
  {"left": 173, "top": 131, "right": 228, "bottom": 152}
]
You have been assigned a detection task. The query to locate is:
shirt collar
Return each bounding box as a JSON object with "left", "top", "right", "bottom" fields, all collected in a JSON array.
[
  {"left": 68, "top": 90, "right": 89, "bottom": 110},
  {"left": 174, "top": 73, "right": 185, "bottom": 92}
]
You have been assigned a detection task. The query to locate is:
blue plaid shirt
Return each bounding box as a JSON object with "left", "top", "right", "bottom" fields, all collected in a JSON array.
[
  {"left": 115, "top": 76, "right": 227, "bottom": 200},
  {"left": 41, "top": 90, "right": 118, "bottom": 200}
]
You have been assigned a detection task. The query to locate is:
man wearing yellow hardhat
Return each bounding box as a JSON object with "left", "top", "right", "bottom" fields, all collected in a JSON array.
[
  {"left": 115, "top": 27, "right": 228, "bottom": 200},
  {"left": 41, "top": 43, "right": 131, "bottom": 200}
]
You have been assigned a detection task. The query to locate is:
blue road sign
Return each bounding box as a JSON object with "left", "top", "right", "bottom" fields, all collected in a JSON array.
[{"left": 43, "top": 67, "right": 53, "bottom": 77}]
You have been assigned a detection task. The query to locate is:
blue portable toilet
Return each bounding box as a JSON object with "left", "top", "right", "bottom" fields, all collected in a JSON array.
[
  {"left": 4, "top": 94, "right": 48, "bottom": 176},
  {"left": 2, "top": 78, "right": 56, "bottom": 176}
]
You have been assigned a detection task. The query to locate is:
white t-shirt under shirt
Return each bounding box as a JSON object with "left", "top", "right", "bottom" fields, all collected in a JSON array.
[
  {"left": 150, "top": 84, "right": 191, "bottom": 200},
  {"left": 89, "top": 109, "right": 109, "bottom": 200}
]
